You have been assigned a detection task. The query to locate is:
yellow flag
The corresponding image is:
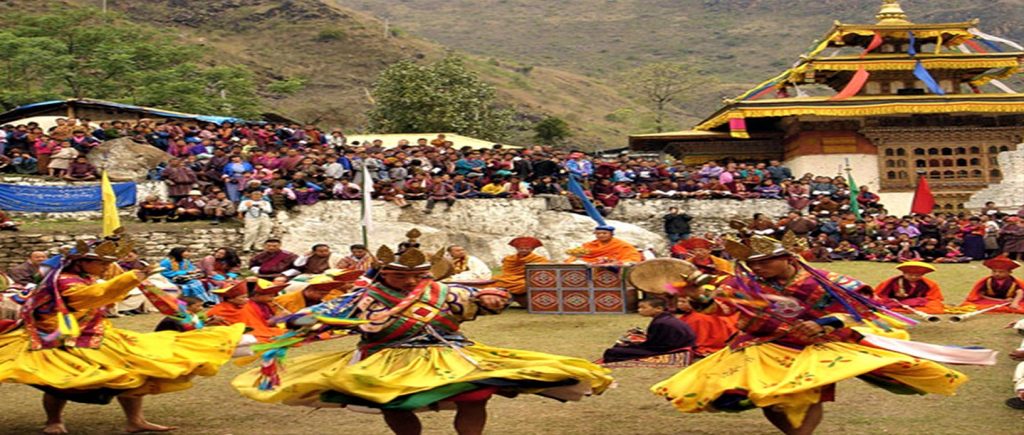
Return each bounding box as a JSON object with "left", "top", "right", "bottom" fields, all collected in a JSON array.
[{"left": 101, "top": 170, "right": 120, "bottom": 236}]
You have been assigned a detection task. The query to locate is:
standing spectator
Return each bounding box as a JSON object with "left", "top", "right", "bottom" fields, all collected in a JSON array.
[
  {"left": 663, "top": 207, "right": 693, "bottom": 244},
  {"left": 203, "top": 190, "right": 235, "bottom": 225},
  {"left": 62, "top": 156, "right": 98, "bottom": 181},
  {"left": 238, "top": 190, "right": 273, "bottom": 252},
  {"left": 221, "top": 155, "right": 253, "bottom": 202},
  {"left": 1002, "top": 217, "right": 1024, "bottom": 260},
  {"left": 161, "top": 158, "right": 198, "bottom": 202},
  {"left": 564, "top": 152, "right": 593, "bottom": 178},
  {"left": 766, "top": 159, "right": 793, "bottom": 184}
]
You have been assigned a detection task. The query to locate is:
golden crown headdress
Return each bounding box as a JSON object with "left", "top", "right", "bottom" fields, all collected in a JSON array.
[
  {"left": 60, "top": 227, "right": 134, "bottom": 262},
  {"left": 723, "top": 232, "right": 804, "bottom": 262}
]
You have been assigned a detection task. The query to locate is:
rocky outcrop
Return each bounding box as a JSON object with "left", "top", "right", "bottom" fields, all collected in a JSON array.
[{"left": 86, "top": 137, "right": 169, "bottom": 181}]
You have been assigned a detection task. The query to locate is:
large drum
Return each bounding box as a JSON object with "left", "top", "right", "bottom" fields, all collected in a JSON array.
[{"left": 525, "top": 264, "right": 637, "bottom": 314}]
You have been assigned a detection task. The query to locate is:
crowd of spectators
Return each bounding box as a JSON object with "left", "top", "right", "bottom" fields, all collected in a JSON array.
[{"left": 3, "top": 117, "right": 879, "bottom": 224}]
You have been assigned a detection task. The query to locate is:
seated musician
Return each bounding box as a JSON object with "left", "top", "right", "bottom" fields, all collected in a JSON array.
[
  {"left": 962, "top": 256, "right": 1024, "bottom": 313},
  {"left": 676, "top": 295, "right": 737, "bottom": 356},
  {"left": 602, "top": 297, "right": 695, "bottom": 363},
  {"left": 248, "top": 280, "right": 290, "bottom": 321},
  {"left": 670, "top": 238, "right": 734, "bottom": 276},
  {"left": 444, "top": 245, "right": 492, "bottom": 282},
  {"left": 566, "top": 225, "right": 642, "bottom": 264},
  {"left": 207, "top": 279, "right": 286, "bottom": 342},
  {"left": 273, "top": 272, "right": 361, "bottom": 314},
  {"left": 492, "top": 237, "right": 549, "bottom": 305},
  {"left": 874, "top": 261, "right": 945, "bottom": 315}
]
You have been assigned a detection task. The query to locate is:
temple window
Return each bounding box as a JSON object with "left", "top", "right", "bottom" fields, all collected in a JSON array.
[
  {"left": 886, "top": 160, "right": 896, "bottom": 167},
  {"left": 865, "top": 81, "right": 882, "bottom": 94},
  {"left": 929, "top": 170, "right": 941, "bottom": 178},
  {"left": 887, "top": 171, "right": 897, "bottom": 179},
  {"left": 957, "top": 170, "right": 968, "bottom": 178},
  {"left": 955, "top": 147, "right": 966, "bottom": 154},
  {"left": 943, "top": 170, "right": 954, "bottom": 178},
  {"left": 1000, "top": 145, "right": 1010, "bottom": 152},
  {"left": 940, "top": 148, "right": 953, "bottom": 155},
  {"left": 988, "top": 146, "right": 998, "bottom": 153},
  {"left": 897, "top": 160, "right": 907, "bottom": 168},
  {"left": 942, "top": 159, "right": 953, "bottom": 167},
  {"left": 991, "top": 169, "right": 1002, "bottom": 177},
  {"left": 898, "top": 171, "right": 907, "bottom": 179},
  {"left": 968, "top": 146, "right": 980, "bottom": 154},
  {"left": 955, "top": 158, "right": 967, "bottom": 166},
  {"left": 896, "top": 148, "right": 906, "bottom": 156},
  {"left": 927, "top": 148, "right": 939, "bottom": 155},
  {"left": 970, "top": 158, "right": 981, "bottom": 165},
  {"left": 885, "top": 148, "right": 895, "bottom": 156},
  {"left": 971, "top": 169, "right": 983, "bottom": 178},
  {"left": 915, "top": 159, "right": 926, "bottom": 167},
  {"left": 913, "top": 147, "right": 925, "bottom": 155},
  {"left": 928, "top": 159, "right": 941, "bottom": 166}
]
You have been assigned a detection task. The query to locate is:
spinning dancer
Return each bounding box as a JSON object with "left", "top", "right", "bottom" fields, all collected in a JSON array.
[
  {"left": 652, "top": 234, "right": 991, "bottom": 435},
  {"left": 0, "top": 234, "right": 246, "bottom": 434},
  {"left": 234, "top": 245, "right": 613, "bottom": 435}
]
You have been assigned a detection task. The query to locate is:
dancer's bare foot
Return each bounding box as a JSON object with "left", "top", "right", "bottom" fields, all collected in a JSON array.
[
  {"left": 42, "top": 422, "right": 68, "bottom": 434},
  {"left": 125, "top": 420, "right": 176, "bottom": 433}
]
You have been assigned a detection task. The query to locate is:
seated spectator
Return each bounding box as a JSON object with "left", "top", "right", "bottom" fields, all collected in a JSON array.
[
  {"left": 137, "top": 195, "right": 176, "bottom": 223},
  {"left": 602, "top": 297, "right": 695, "bottom": 363},
  {"left": 506, "top": 175, "right": 532, "bottom": 199},
  {"left": 332, "top": 178, "right": 361, "bottom": 200},
  {"left": 63, "top": 155, "right": 98, "bottom": 181},
  {"left": 479, "top": 177, "right": 509, "bottom": 198},
  {"left": 451, "top": 174, "right": 478, "bottom": 198},
  {"left": 8, "top": 150, "right": 37, "bottom": 174},
  {"left": 831, "top": 240, "right": 860, "bottom": 261},
  {"left": 203, "top": 190, "right": 236, "bottom": 224},
  {"left": 174, "top": 190, "right": 206, "bottom": 221}
]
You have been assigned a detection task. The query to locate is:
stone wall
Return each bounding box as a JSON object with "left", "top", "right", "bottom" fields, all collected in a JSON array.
[
  {"left": 278, "top": 198, "right": 791, "bottom": 266},
  {"left": 966, "top": 147, "right": 1024, "bottom": 210},
  {"left": 0, "top": 228, "right": 243, "bottom": 271}
]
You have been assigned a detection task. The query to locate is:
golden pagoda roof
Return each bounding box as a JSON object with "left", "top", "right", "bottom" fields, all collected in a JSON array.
[{"left": 695, "top": 93, "right": 1024, "bottom": 131}]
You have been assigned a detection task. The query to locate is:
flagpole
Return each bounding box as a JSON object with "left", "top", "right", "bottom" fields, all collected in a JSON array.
[{"left": 360, "top": 161, "right": 371, "bottom": 247}]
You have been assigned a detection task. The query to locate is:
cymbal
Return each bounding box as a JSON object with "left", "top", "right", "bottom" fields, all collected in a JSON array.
[{"left": 627, "top": 258, "right": 698, "bottom": 294}]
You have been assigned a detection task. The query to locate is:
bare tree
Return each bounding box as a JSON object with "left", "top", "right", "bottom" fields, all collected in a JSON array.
[{"left": 624, "top": 63, "right": 700, "bottom": 133}]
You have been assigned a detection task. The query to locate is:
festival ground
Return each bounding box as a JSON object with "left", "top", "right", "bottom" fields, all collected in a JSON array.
[{"left": 0, "top": 262, "right": 1018, "bottom": 434}]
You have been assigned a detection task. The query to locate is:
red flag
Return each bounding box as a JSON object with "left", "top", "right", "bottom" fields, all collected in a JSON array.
[{"left": 911, "top": 174, "right": 936, "bottom": 215}]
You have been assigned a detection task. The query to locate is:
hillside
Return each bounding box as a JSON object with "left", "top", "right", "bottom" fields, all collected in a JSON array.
[
  {"left": 2, "top": 0, "right": 655, "bottom": 148},
  {"left": 332, "top": 0, "right": 1024, "bottom": 118}
]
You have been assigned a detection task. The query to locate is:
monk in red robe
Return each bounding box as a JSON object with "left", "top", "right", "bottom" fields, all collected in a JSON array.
[
  {"left": 493, "top": 237, "right": 550, "bottom": 304},
  {"left": 670, "top": 238, "right": 734, "bottom": 276},
  {"left": 565, "top": 225, "right": 642, "bottom": 264},
  {"left": 676, "top": 296, "right": 737, "bottom": 356},
  {"left": 874, "top": 261, "right": 946, "bottom": 314},
  {"left": 247, "top": 281, "right": 290, "bottom": 321},
  {"left": 207, "top": 280, "right": 286, "bottom": 342},
  {"left": 962, "top": 255, "right": 1024, "bottom": 313}
]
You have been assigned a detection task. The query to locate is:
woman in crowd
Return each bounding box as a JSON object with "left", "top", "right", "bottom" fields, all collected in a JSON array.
[{"left": 160, "top": 247, "right": 217, "bottom": 305}]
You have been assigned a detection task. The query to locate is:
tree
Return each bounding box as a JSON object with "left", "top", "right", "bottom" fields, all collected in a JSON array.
[
  {"left": 624, "top": 62, "right": 701, "bottom": 133},
  {"left": 368, "top": 55, "right": 514, "bottom": 141},
  {"left": 0, "top": 7, "right": 264, "bottom": 118},
  {"left": 533, "top": 116, "right": 572, "bottom": 145}
]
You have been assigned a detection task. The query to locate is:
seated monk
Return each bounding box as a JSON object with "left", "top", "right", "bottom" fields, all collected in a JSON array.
[
  {"left": 566, "top": 225, "right": 642, "bottom": 264},
  {"left": 670, "top": 238, "right": 734, "bottom": 276},
  {"left": 247, "top": 280, "right": 290, "bottom": 321},
  {"left": 602, "top": 297, "right": 695, "bottom": 363},
  {"left": 274, "top": 278, "right": 343, "bottom": 314},
  {"left": 962, "top": 256, "right": 1024, "bottom": 313},
  {"left": 676, "top": 296, "right": 737, "bottom": 356},
  {"left": 874, "top": 261, "right": 946, "bottom": 314},
  {"left": 206, "top": 279, "right": 286, "bottom": 342},
  {"left": 444, "top": 245, "right": 492, "bottom": 282},
  {"left": 493, "top": 237, "right": 550, "bottom": 304}
]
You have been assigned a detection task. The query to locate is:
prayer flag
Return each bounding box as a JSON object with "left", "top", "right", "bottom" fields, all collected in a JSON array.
[
  {"left": 728, "top": 117, "right": 750, "bottom": 139},
  {"left": 910, "top": 174, "right": 936, "bottom": 215},
  {"left": 831, "top": 68, "right": 870, "bottom": 101},
  {"left": 361, "top": 162, "right": 373, "bottom": 246},
  {"left": 847, "top": 171, "right": 861, "bottom": 219},
  {"left": 566, "top": 174, "right": 607, "bottom": 227},
  {"left": 101, "top": 170, "right": 120, "bottom": 236},
  {"left": 913, "top": 61, "right": 946, "bottom": 95}
]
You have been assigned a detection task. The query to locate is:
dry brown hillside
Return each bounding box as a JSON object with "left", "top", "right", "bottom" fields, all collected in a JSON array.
[{"left": 43, "top": 0, "right": 655, "bottom": 148}]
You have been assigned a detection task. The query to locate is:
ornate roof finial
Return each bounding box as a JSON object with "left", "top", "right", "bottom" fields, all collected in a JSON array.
[{"left": 876, "top": 0, "right": 910, "bottom": 25}]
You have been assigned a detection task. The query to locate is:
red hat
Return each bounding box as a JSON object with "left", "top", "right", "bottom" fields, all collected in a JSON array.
[
  {"left": 983, "top": 255, "right": 1020, "bottom": 271},
  {"left": 213, "top": 280, "right": 248, "bottom": 300},
  {"left": 253, "top": 280, "right": 289, "bottom": 296},
  {"left": 677, "top": 238, "right": 713, "bottom": 250},
  {"left": 330, "top": 270, "right": 364, "bottom": 283},
  {"left": 896, "top": 261, "right": 936, "bottom": 275},
  {"left": 509, "top": 237, "right": 543, "bottom": 250}
]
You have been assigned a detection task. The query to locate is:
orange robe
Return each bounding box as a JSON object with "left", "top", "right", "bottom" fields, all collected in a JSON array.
[
  {"left": 206, "top": 302, "right": 285, "bottom": 342},
  {"left": 874, "top": 276, "right": 946, "bottom": 314},
  {"left": 962, "top": 276, "right": 1024, "bottom": 313},
  {"left": 567, "top": 237, "right": 642, "bottom": 264},
  {"left": 691, "top": 256, "right": 735, "bottom": 276},
  {"left": 274, "top": 291, "right": 312, "bottom": 314},
  {"left": 678, "top": 311, "right": 737, "bottom": 356},
  {"left": 493, "top": 253, "right": 549, "bottom": 295}
]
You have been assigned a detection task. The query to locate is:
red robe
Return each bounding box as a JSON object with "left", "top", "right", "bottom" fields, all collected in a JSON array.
[
  {"left": 962, "top": 276, "right": 1024, "bottom": 313},
  {"left": 678, "top": 311, "right": 737, "bottom": 356},
  {"left": 206, "top": 301, "right": 285, "bottom": 342},
  {"left": 874, "top": 276, "right": 946, "bottom": 314}
]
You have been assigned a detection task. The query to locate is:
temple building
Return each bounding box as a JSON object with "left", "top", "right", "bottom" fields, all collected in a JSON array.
[{"left": 629, "top": 1, "right": 1024, "bottom": 213}]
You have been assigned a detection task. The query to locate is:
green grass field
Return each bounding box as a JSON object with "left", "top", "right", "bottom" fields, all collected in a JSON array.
[{"left": 0, "top": 262, "right": 1021, "bottom": 434}]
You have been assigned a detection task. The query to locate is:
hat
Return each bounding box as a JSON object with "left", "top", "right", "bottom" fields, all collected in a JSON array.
[
  {"left": 303, "top": 275, "right": 345, "bottom": 293},
  {"left": 327, "top": 269, "right": 364, "bottom": 283},
  {"left": 595, "top": 225, "right": 616, "bottom": 233},
  {"left": 213, "top": 280, "right": 248, "bottom": 300},
  {"left": 677, "top": 238, "right": 713, "bottom": 250},
  {"left": 188, "top": 190, "right": 202, "bottom": 196},
  {"left": 253, "top": 279, "right": 289, "bottom": 296},
  {"left": 63, "top": 230, "right": 133, "bottom": 263},
  {"left": 723, "top": 232, "right": 803, "bottom": 263},
  {"left": 509, "top": 237, "right": 543, "bottom": 250},
  {"left": 983, "top": 255, "right": 1020, "bottom": 271},
  {"left": 896, "top": 261, "right": 936, "bottom": 275}
]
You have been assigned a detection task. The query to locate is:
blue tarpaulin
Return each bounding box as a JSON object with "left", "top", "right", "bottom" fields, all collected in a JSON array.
[{"left": 0, "top": 182, "right": 136, "bottom": 212}]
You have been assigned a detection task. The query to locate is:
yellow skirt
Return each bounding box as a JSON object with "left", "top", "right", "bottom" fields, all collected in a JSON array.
[
  {"left": 651, "top": 341, "right": 967, "bottom": 427},
  {"left": 0, "top": 323, "right": 245, "bottom": 400},
  {"left": 233, "top": 343, "right": 614, "bottom": 410}
]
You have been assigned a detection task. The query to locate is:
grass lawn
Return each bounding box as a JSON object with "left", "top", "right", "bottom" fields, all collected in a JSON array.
[{"left": 0, "top": 262, "right": 1021, "bottom": 434}]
